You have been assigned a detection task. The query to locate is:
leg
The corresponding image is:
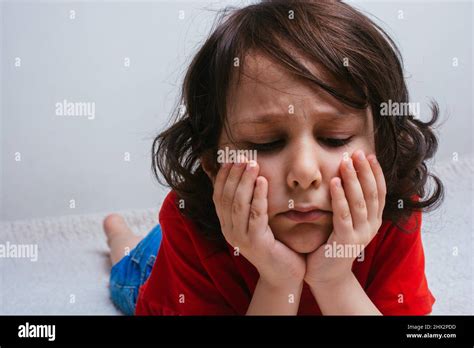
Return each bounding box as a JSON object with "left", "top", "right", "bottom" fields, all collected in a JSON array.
[
  {"left": 106, "top": 220, "right": 162, "bottom": 315},
  {"left": 103, "top": 213, "right": 143, "bottom": 266}
]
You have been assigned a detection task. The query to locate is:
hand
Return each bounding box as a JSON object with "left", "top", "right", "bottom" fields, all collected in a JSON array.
[
  {"left": 212, "top": 156, "right": 306, "bottom": 289},
  {"left": 304, "top": 150, "right": 387, "bottom": 286}
]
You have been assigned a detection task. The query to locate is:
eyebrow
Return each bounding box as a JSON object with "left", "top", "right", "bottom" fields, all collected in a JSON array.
[{"left": 231, "top": 111, "right": 363, "bottom": 126}]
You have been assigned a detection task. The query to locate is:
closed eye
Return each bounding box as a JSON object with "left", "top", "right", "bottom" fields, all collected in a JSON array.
[
  {"left": 249, "top": 140, "right": 284, "bottom": 152},
  {"left": 320, "top": 137, "right": 353, "bottom": 148},
  {"left": 249, "top": 137, "right": 353, "bottom": 152}
]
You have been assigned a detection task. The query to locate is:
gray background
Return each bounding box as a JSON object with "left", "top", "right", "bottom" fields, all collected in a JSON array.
[{"left": 1, "top": 0, "right": 473, "bottom": 221}]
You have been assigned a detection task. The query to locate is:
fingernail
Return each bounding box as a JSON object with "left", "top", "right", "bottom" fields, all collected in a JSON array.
[
  {"left": 246, "top": 160, "right": 256, "bottom": 170},
  {"left": 346, "top": 158, "right": 354, "bottom": 170},
  {"left": 358, "top": 150, "right": 365, "bottom": 161},
  {"left": 335, "top": 178, "right": 341, "bottom": 187},
  {"left": 369, "top": 155, "right": 377, "bottom": 164}
]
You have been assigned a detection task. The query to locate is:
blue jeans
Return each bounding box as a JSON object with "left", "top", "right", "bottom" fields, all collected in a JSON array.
[{"left": 109, "top": 224, "right": 162, "bottom": 315}]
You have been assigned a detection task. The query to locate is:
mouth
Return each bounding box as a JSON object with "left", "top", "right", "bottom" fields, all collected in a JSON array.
[{"left": 280, "top": 206, "right": 332, "bottom": 223}]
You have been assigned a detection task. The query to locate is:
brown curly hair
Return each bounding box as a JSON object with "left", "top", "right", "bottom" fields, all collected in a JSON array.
[{"left": 152, "top": 0, "right": 444, "bottom": 243}]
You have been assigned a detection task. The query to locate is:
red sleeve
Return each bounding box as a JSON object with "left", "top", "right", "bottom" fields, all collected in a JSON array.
[
  {"left": 365, "top": 210, "right": 435, "bottom": 315},
  {"left": 135, "top": 192, "right": 236, "bottom": 315}
]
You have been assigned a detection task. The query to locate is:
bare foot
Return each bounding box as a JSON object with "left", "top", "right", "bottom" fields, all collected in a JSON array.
[{"left": 103, "top": 213, "right": 142, "bottom": 266}]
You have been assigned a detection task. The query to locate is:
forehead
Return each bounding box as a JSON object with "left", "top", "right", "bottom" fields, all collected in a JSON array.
[{"left": 226, "top": 51, "right": 366, "bottom": 127}]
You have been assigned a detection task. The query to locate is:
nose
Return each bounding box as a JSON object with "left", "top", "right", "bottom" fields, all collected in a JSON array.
[{"left": 286, "top": 137, "right": 322, "bottom": 190}]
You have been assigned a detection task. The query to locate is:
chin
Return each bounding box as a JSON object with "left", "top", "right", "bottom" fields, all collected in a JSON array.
[{"left": 271, "top": 222, "right": 331, "bottom": 254}]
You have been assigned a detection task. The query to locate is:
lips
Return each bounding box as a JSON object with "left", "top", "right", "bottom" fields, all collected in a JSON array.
[{"left": 280, "top": 206, "right": 331, "bottom": 223}]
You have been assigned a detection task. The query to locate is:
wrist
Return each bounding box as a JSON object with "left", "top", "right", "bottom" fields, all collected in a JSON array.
[
  {"left": 308, "top": 271, "right": 354, "bottom": 292},
  {"left": 259, "top": 275, "right": 304, "bottom": 294},
  {"left": 247, "top": 276, "right": 304, "bottom": 315}
]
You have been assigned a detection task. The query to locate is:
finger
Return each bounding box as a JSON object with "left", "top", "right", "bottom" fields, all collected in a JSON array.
[
  {"left": 213, "top": 161, "right": 232, "bottom": 210},
  {"left": 221, "top": 158, "right": 248, "bottom": 234},
  {"left": 232, "top": 160, "right": 259, "bottom": 238},
  {"left": 353, "top": 150, "right": 379, "bottom": 223},
  {"left": 366, "top": 154, "right": 386, "bottom": 220},
  {"left": 330, "top": 177, "right": 353, "bottom": 238},
  {"left": 340, "top": 155, "right": 367, "bottom": 229},
  {"left": 247, "top": 176, "right": 271, "bottom": 243}
]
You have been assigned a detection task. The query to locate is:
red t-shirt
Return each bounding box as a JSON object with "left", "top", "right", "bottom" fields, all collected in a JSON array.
[{"left": 135, "top": 190, "right": 435, "bottom": 315}]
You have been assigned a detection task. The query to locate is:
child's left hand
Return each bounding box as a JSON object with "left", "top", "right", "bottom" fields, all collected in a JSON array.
[{"left": 304, "top": 149, "right": 387, "bottom": 287}]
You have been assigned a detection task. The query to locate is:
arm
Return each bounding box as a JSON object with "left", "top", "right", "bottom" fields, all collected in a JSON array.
[
  {"left": 304, "top": 150, "right": 386, "bottom": 315},
  {"left": 247, "top": 277, "right": 303, "bottom": 315},
  {"left": 210, "top": 159, "right": 307, "bottom": 315},
  {"left": 309, "top": 273, "right": 381, "bottom": 315}
]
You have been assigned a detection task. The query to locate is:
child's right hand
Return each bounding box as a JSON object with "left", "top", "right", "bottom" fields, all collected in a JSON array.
[{"left": 212, "top": 156, "right": 306, "bottom": 289}]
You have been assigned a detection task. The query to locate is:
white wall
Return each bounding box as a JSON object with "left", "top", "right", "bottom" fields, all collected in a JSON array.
[{"left": 1, "top": 0, "right": 472, "bottom": 221}]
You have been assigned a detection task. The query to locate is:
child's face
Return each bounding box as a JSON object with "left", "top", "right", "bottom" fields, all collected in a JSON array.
[{"left": 217, "top": 52, "right": 375, "bottom": 254}]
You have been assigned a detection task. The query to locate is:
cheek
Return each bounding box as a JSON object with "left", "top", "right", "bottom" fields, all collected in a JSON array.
[
  {"left": 326, "top": 155, "right": 344, "bottom": 172},
  {"left": 256, "top": 158, "right": 284, "bottom": 210},
  {"left": 317, "top": 152, "right": 346, "bottom": 182},
  {"left": 347, "top": 137, "right": 376, "bottom": 157}
]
